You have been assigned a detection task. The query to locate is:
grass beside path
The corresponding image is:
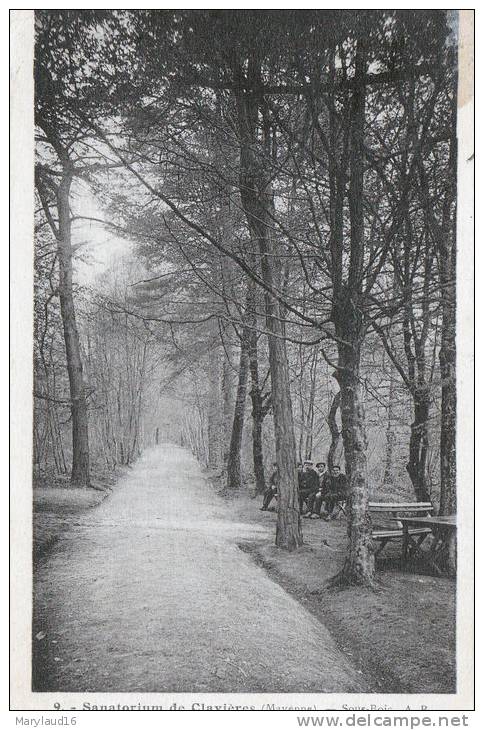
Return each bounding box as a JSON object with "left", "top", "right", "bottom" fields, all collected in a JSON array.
[
  {"left": 225, "top": 487, "right": 456, "bottom": 695},
  {"left": 33, "top": 469, "right": 124, "bottom": 561}
]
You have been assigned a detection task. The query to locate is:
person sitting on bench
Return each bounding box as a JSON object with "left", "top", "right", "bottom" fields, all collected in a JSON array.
[
  {"left": 320, "top": 465, "right": 348, "bottom": 519},
  {"left": 304, "top": 462, "right": 326, "bottom": 517},
  {"left": 298, "top": 460, "right": 319, "bottom": 514},
  {"left": 260, "top": 462, "right": 279, "bottom": 511}
]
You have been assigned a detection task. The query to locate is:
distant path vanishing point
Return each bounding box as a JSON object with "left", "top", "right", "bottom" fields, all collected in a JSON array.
[{"left": 33, "top": 444, "right": 366, "bottom": 693}]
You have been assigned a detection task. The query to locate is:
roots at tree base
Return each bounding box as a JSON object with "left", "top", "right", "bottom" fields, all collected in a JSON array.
[{"left": 328, "top": 558, "right": 377, "bottom": 589}]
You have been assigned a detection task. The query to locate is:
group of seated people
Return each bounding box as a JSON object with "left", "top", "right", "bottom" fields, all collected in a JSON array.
[{"left": 260, "top": 459, "right": 348, "bottom": 519}]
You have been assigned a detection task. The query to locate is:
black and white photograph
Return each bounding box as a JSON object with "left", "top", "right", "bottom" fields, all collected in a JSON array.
[{"left": 10, "top": 7, "right": 474, "bottom": 713}]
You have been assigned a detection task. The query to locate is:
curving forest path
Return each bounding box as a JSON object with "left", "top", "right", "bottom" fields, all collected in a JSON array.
[{"left": 33, "top": 445, "right": 366, "bottom": 693}]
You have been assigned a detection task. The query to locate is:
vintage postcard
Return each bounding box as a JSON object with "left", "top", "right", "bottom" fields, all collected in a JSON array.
[{"left": 10, "top": 7, "right": 475, "bottom": 718}]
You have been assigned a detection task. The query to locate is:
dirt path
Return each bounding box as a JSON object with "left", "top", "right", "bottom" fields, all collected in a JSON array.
[{"left": 33, "top": 445, "right": 367, "bottom": 693}]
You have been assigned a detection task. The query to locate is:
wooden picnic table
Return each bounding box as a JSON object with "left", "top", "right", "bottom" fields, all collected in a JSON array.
[{"left": 400, "top": 515, "right": 457, "bottom": 576}]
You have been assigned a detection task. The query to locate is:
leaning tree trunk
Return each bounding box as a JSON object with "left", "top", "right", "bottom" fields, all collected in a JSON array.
[
  {"left": 236, "top": 73, "right": 302, "bottom": 550},
  {"left": 248, "top": 328, "right": 266, "bottom": 494},
  {"left": 57, "top": 170, "right": 90, "bottom": 487},
  {"left": 327, "top": 391, "right": 341, "bottom": 471},
  {"left": 225, "top": 332, "right": 250, "bottom": 490}
]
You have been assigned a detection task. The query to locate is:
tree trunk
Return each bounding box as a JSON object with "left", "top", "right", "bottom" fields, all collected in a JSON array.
[
  {"left": 57, "top": 170, "right": 90, "bottom": 487},
  {"left": 383, "top": 378, "right": 396, "bottom": 489},
  {"left": 333, "top": 312, "right": 375, "bottom": 587},
  {"left": 330, "top": 40, "right": 375, "bottom": 586},
  {"left": 235, "top": 71, "right": 302, "bottom": 550},
  {"left": 248, "top": 328, "right": 266, "bottom": 494},
  {"left": 304, "top": 348, "right": 318, "bottom": 460},
  {"left": 207, "top": 330, "right": 223, "bottom": 470},
  {"left": 406, "top": 389, "right": 432, "bottom": 502},
  {"left": 252, "top": 410, "right": 265, "bottom": 493},
  {"left": 327, "top": 391, "right": 341, "bottom": 471},
  {"left": 439, "top": 304, "right": 456, "bottom": 514},
  {"left": 270, "top": 331, "right": 302, "bottom": 551},
  {"left": 221, "top": 344, "right": 236, "bottom": 468},
  {"left": 438, "top": 129, "right": 457, "bottom": 516},
  {"left": 225, "top": 333, "right": 250, "bottom": 489}
]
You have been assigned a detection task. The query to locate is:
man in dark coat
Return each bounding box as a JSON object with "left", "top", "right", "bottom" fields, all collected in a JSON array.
[
  {"left": 316, "top": 465, "right": 348, "bottom": 519},
  {"left": 298, "top": 461, "right": 320, "bottom": 514},
  {"left": 303, "top": 462, "right": 327, "bottom": 517}
]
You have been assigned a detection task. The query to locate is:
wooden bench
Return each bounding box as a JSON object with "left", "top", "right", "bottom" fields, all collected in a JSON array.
[{"left": 369, "top": 501, "right": 434, "bottom": 558}]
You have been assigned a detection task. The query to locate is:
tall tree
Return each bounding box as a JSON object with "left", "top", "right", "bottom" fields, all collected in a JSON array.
[
  {"left": 330, "top": 38, "right": 375, "bottom": 584},
  {"left": 35, "top": 151, "right": 91, "bottom": 486},
  {"left": 34, "top": 10, "right": 120, "bottom": 485},
  {"left": 234, "top": 58, "right": 302, "bottom": 549}
]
